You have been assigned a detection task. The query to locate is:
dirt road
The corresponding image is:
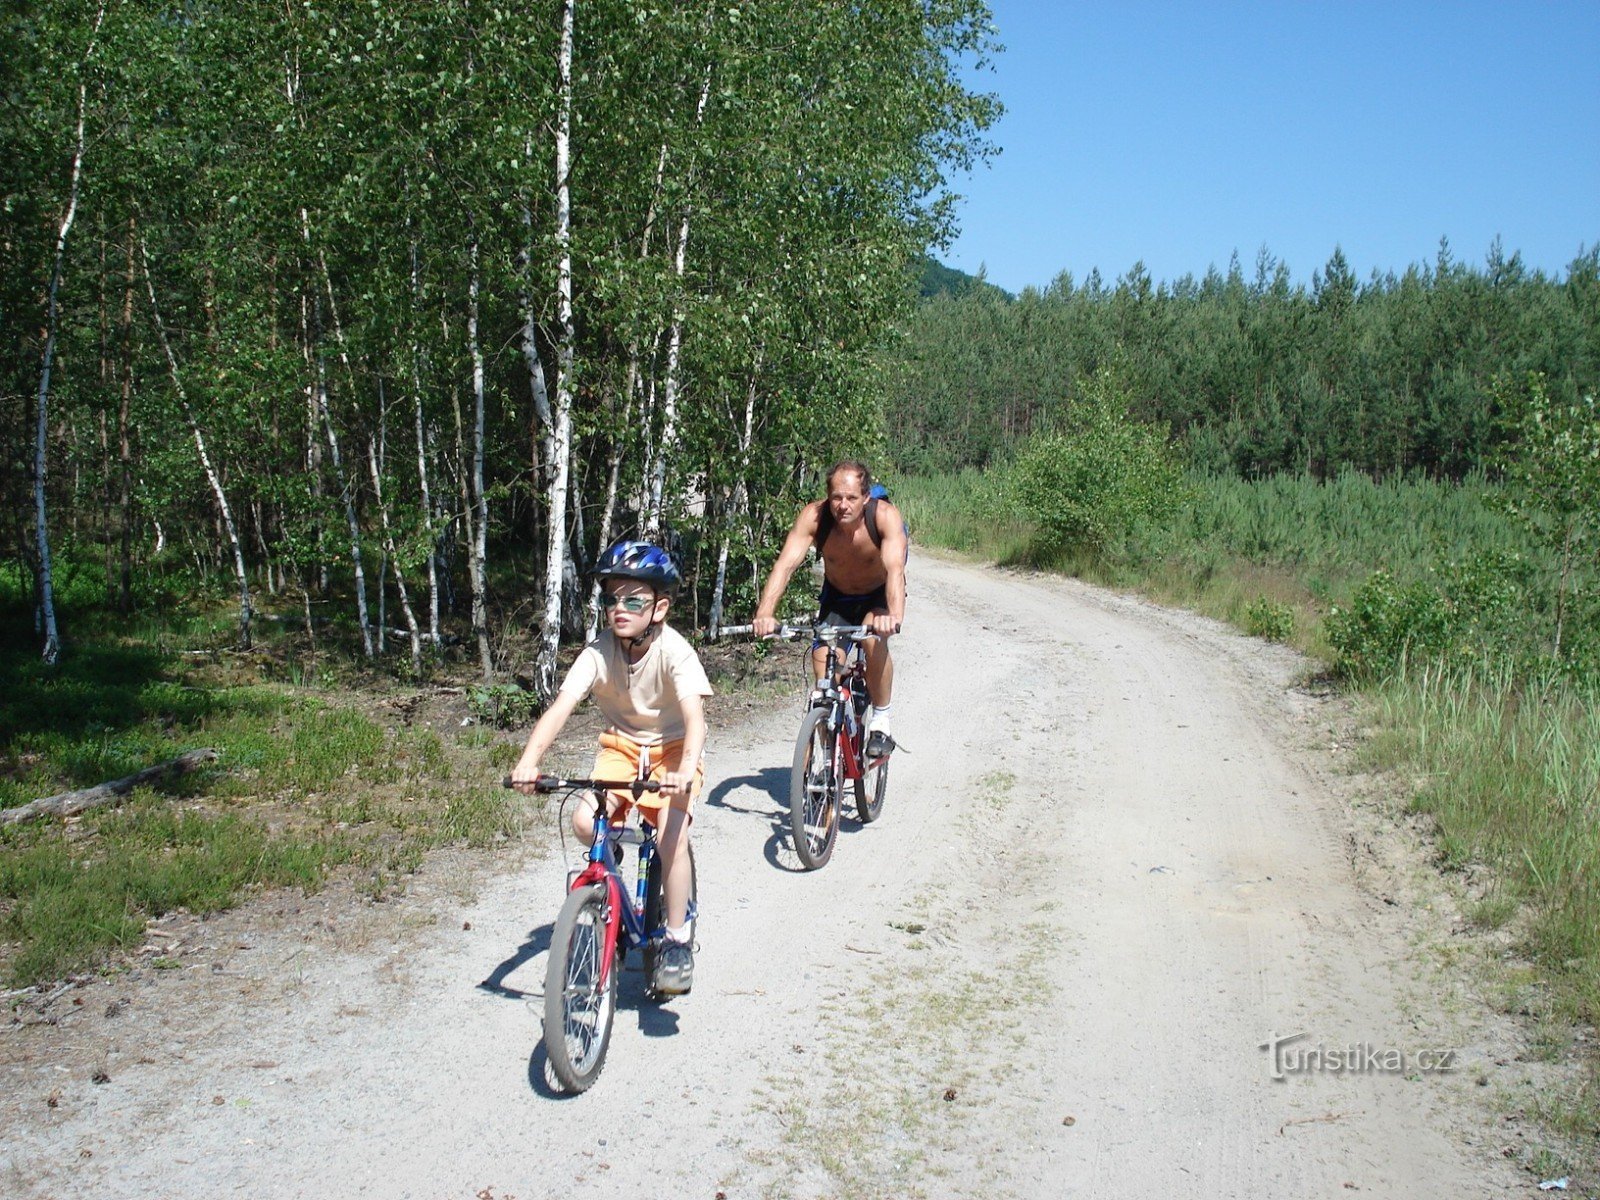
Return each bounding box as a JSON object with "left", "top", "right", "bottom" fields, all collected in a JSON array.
[{"left": 3, "top": 553, "right": 1523, "bottom": 1197}]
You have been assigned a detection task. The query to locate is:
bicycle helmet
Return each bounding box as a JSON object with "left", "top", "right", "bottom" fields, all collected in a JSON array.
[{"left": 591, "top": 540, "right": 681, "bottom": 595}]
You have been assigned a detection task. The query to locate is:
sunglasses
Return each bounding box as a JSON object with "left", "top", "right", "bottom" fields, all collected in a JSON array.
[{"left": 600, "top": 592, "right": 653, "bottom": 613}]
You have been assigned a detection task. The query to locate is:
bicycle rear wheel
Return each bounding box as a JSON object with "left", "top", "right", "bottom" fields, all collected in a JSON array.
[
  {"left": 642, "top": 841, "right": 697, "bottom": 991},
  {"left": 855, "top": 746, "right": 889, "bottom": 824},
  {"left": 543, "top": 882, "right": 617, "bottom": 1093},
  {"left": 790, "top": 706, "right": 840, "bottom": 869}
]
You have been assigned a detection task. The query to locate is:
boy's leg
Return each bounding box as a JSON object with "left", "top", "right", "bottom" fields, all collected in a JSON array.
[
  {"left": 576, "top": 733, "right": 639, "bottom": 841},
  {"left": 645, "top": 742, "right": 701, "bottom": 997},
  {"left": 654, "top": 805, "right": 693, "bottom": 930}
]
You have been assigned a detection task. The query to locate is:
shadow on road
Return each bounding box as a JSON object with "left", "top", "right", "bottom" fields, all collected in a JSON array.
[{"left": 479, "top": 923, "right": 554, "bottom": 999}]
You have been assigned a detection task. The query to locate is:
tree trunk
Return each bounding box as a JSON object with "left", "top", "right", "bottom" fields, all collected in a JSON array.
[
  {"left": 141, "top": 238, "right": 253, "bottom": 648},
  {"left": 643, "top": 64, "right": 712, "bottom": 540},
  {"left": 304, "top": 223, "right": 374, "bottom": 656},
  {"left": 535, "top": 0, "right": 577, "bottom": 702},
  {"left": 1, "top": 749, "right": 220, "bottom": 827},
  {"left": 368, "top": 398, "right": 423, "bottom": 674},
  {"left": 410, "top": 239, "right": 442, "bottom": 648},
  {"left": 467, "top": 234, "right": 493, "bottom": 680},
  {"left": 30, "top": 8, "right": 105, "bottom": 663}
]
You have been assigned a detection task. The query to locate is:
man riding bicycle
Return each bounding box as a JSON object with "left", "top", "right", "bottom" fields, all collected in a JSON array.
[{"left": 753, "top": 460, "right": 906, "bottom": 757}]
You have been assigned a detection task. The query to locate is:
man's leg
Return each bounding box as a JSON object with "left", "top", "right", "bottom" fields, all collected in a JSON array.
[
  {"left": 864, "top": 630, "right": 894, "bottom": 708},
  {"left": 864, "top": 624, "right": 895, "bottom": 754}
]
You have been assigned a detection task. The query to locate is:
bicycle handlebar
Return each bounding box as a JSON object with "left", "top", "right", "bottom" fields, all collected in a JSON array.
[
  {"left": 501, "top": 775, "right": 663, "bottom": 795},
  {"left": 714, "top": 622, "right": 881, "bottom": 641}
]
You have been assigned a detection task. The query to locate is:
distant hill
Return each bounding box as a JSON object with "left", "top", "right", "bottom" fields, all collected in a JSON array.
[{"left": 916, "top": 255, "right": 1011, "bottom": 300}]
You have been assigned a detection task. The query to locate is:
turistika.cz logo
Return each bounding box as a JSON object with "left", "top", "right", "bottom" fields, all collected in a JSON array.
[{"left": 1259, "top": 1032, "right": 1459, "bottom": 1081}]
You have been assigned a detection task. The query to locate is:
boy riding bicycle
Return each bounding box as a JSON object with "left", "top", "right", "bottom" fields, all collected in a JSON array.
[{"left": 509, "top": 541, "right": 712, "bottom": 996}]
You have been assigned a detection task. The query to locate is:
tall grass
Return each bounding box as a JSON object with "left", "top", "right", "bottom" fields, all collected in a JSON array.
[
  {"left": 903, "top": 465, "right": 1600, "bottom": 1031},
  {"left": 900, "top": 467, "right": 1522, "bottom": 656},
  {"left": 1371, "top": 660, "right": 1600, "bottom": 1018}
]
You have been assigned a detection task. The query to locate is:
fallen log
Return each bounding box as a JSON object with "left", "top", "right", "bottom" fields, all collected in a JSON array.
[{"left": 2, "top": 749, "right": 220, "bottom": 827}]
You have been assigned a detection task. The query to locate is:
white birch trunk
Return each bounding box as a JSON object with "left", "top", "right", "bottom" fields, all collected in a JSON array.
[
  {"left": 410, "top": 240, "right": 442, "bottom": 648},
  {"left": 31, "top": 4, "right": 105, "bottom": 664},
  {"left": 140, "top": 238, "right": 253, "bottom": 648},
  {"left": 302, "top": 216, "right": 374, "bottom": 656},
  {"left": 536, "top": 0, "right": 577, "bottom": 702},
  {"left": 644, "top": 65, "right": 713, "bottom": 539},
  {"left": 708, "top": 364, "right": 760, "bottom": 636},
  {"left": 369, "top": 429, "right": 422, "bottom": 673},
  {"left": 468, "top": 234, "right": 493, "bottom": 679}
]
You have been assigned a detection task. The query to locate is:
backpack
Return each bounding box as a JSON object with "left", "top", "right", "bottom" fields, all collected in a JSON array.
[{"left": 813, "top": 483, "right": 911, "bottom": 563}]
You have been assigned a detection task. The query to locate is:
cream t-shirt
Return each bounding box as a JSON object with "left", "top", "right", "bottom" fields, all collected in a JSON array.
[{"left": 557, "top": 624, "right": 713, "bottom": 744}]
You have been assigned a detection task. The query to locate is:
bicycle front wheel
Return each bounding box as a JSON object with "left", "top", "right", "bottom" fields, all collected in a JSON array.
[
  {"left": 790, "top": 706, "right": 840, "bottom": 869},
  {"left": 543, "top": 882, "right": 618, "bottom": 1093}
]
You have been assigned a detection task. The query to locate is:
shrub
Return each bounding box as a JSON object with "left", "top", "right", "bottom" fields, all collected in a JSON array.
[
  {"left": 1244, "top": 597, "right": 1296, "bottom": 642},
  {"left": 1326, "top": 570, "right": 1452, "bottom": 681},
  {"left": 1003, "top": 367, "right": 1187, "bottom": 554}
]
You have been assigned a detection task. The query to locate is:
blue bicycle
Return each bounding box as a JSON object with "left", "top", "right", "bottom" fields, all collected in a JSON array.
[{"left": 507, "top": 774, "right": 698, "bottom": 1092}]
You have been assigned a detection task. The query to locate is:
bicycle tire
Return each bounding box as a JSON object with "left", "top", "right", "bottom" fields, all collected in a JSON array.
[
  {"left": 543, "top": 882, "right": 618, "bottom": 1093},
  {"left": 856, "top": 746, "right": 888, "bottom": 824},
  {"left": 789, "top": 705, "right": 840, "bottom": 869},
  {"left": 642, "top": 840, "right": 697, "bottom": 990}
]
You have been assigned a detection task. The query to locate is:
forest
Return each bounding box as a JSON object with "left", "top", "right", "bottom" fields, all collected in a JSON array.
[
  {"left": 889, "top": 241, "right": 1600, "bottom": 480},
  {"left": 5, "top": 0, "right": 1001, "bottom": 690}
]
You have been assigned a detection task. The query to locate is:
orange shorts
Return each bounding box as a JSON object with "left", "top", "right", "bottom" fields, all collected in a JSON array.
[{"left": 592, "top": 731, "right": 703, "bottom": 826}]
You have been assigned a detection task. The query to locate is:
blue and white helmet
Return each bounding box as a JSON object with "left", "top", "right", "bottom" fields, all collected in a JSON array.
[{"left": 591, "top": 540, "right": 681, "bottom": 594}]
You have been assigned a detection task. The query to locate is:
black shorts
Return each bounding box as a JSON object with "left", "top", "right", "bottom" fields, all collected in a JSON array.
[{"left": 816, "top": 579, "right": 888, "bottom": 628}]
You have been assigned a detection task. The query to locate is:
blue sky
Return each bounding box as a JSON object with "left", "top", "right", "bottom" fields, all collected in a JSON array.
[{"left": 942, "top": 1, "right": 1600, "bottom": 294}]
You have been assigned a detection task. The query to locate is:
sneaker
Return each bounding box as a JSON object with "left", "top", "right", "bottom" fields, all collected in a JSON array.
[
  {"left": 652, "top": 940, "right": 694, "bottom": 996},
  {"left": 865, "top": 730, "right": 896, "bottom": 759}
]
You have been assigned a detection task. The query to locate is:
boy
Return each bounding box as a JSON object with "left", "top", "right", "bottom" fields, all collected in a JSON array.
[{"left": 509, "top": 541, "right": 711, "bottom": 996}]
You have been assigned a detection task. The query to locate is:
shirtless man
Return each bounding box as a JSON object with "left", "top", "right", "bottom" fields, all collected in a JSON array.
[{"left": 753, "top": 460, "right": 906, "bottom": 756}]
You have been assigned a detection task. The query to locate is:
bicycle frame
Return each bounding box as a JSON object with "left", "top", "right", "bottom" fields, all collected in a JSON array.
[
  {"left": 566, "top": 805, "right": 660, "bottom": 990},
  {"left": 810, "top": 629, "right": 870, "bottom": 785},
  {"left": 507, "top": 774, "right": 690, "bottom": 987}
]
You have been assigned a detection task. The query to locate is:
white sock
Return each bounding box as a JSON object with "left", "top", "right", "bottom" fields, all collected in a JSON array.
[
  {"left": 868, "top": 705, "right": 892, "bottom": 734},
  {"left": 666, "top": 923, "right": 691, "bottom": 945}
]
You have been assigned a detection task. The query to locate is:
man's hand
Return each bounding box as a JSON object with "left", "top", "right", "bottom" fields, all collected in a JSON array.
[
  {"left": 752, "top": 614, "right": 779, "bottom": 637},
  {"left": 867, "top": 611, "right": 900, "bottom": 638}
]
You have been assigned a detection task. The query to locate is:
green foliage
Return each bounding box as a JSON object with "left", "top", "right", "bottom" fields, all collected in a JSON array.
[
  {"left": 1325, "top": 571, "right": 1453, "bottom": 681},
  {"left": 1003, "top": 369, "right": 1186, "bottom": 554},
  {"left": 887, "top": 243, "right": 1600, "bottom": 480},
  {"left": 1493, "top": 372, "right": 1600, "bottom": 661},
  {"left": 1244, "top": 597, "right": 1296, "bottom": 642},
  {"left": 465, "top": 682, "right": 540, "bottom": 730}
]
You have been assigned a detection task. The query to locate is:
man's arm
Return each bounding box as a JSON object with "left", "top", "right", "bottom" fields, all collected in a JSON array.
[
  {"left": 869, "top": 501, "right": 907, "bottom": 637},
  {"left": 753, "top": 502, "right": 822, "bottom": 635}
]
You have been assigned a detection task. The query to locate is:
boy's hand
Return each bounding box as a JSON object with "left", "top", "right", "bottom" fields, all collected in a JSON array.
[{"left": 508, "top": 758, "right": 543, "bottom": 794}]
